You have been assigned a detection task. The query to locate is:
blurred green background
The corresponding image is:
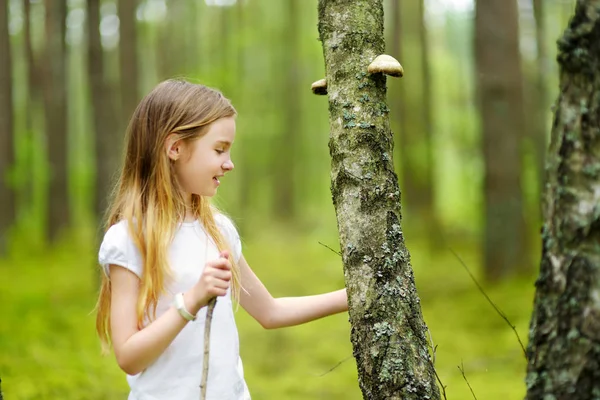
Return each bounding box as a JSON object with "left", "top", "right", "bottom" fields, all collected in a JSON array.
[{"left": 0, "top": 0, "right": 577, "bottom": 398}]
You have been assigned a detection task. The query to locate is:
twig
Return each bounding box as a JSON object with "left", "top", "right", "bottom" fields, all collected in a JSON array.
[
  {"left": 431, "top": 364, "right": 448, "bottom": 400},
  {"left": 200, "top": 298, "right": 217, "bottom": 400},
  {"left": 315, "top": 355, "right": 354, "bottom": 377},
  {"left": 0, "top": 377, "right": 3, "bottom": 400},
  {"left": 318, "top": 241, "right": 342, "bottom": 257},
  {"left": 423, "top": 331, "right": 447, "bottom": 400},
  {"left": 449, "top": 248, "right": 527, "bottom": 358},
  {"left": 457, "top": 361, "right": 478, "bottom": 400}
]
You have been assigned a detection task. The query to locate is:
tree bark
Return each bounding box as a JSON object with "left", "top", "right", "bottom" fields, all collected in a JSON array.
[
  {"left": 475, "top": 0, "right": 527, "bottom": 282},
  {"left": 525, "top": 1, "right": 600, "bottom": 398},
  {"left": 88, "top": 0, "right": 120, "bottom": 224},
  {"left": 317, "top": 1, "right": 440, "bottom": 398},
  {"left": 118, "top": 0, "right": 139, "bottom": 125},
  {"left": 43, "top": 0, "right": 69, "bottom": 241},
  {"left": 0, "top": 0, "right": 14, "bottom": 254}
]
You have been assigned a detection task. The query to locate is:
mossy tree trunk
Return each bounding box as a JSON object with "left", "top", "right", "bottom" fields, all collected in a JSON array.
[
  {"left": 317, "top": 1, "right": 440, "bottom": 399},
  {"left": 525, "top": 1, "right": 600, "bottom": 398}
]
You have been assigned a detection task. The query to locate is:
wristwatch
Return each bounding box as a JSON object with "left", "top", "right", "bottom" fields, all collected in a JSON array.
[{"left": 173, "top": 292, "right": 197, "bottom": 321}]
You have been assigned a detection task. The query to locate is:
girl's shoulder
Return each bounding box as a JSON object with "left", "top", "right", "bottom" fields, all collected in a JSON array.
[
  {"left": 213, "top": 213, "right": 242, "bottom": 261},
  {"left": 98, "top": 220, "right": 143, "bottom": 277}
]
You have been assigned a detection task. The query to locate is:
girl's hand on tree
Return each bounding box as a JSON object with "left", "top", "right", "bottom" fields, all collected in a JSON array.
[{"left": 188, "top": 251, "right": 231, "bottom": 309}]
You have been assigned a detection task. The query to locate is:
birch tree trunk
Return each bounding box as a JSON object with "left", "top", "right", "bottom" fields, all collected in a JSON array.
[
  {"left": 525, "top": 1, "right": 600, "bottom": 398},
  {"left": 317, "top": 1, "right": 439, "bottom": 398}
]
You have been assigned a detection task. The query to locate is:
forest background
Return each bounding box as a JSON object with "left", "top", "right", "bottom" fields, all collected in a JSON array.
[{"left": 0, "top": 0, "right": 578, "bottom": 398}]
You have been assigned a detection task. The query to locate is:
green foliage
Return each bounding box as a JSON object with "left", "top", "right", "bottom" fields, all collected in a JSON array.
[{"left": 0, "top": 223, "right": 535, "bottom": 399}]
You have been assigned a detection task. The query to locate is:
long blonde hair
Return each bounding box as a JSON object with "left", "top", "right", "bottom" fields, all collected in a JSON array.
[{"left": 96, "top": 79, "right": 240, "bottom": 352}]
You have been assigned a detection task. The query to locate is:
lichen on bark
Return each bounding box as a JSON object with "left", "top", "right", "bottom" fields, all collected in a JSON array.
[{"left": 317, "top": 0, "right": 440, "bottom": 398}]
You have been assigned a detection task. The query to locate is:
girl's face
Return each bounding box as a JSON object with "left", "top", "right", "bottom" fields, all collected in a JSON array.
[{"left": 169, "top": 117, "right": 236, "bottom": 198}]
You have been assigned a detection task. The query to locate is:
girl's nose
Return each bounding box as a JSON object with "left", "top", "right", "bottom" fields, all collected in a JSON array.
[{"left": 222, "top": 159, "right": 234, "bottom": 171}]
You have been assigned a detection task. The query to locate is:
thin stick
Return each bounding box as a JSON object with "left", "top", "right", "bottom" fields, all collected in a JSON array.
[
  {"left": 200, "top": 298, "right": 217, "bottom": 400},
  {"left": 458, "top": 361, "right": 478, "bottom": 400},
  {"left": 318, "top": 241, "right": 342, "bottom": 257},
  {"left": 449, "top": 248, "right": 527, "bottom": 357},
  {"left": 315, "top": 355, "right": 354, "bottom": 377}
]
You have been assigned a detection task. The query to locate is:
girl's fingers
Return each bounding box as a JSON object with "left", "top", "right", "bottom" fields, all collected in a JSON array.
[
  {"left": 210, "top": 269, "right": 231, "bottom": 281},
  {"left": 206, "top": 258, "right": 231, "bottom": 270}
]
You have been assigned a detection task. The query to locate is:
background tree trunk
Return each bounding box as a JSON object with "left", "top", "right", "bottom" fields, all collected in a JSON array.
[
  {"left": 533, "top": 0, "right": 549, "bottom": 212},
  {"left": 475, "top": 0, "right": 527, "bottom": 282},
  {"left": 118, "top": 0, "right": 139, "bottom": 126},
  {"left": 317, "top": 1, "right": 440, "bottom": 398},
  {"left": 0, "top": 0, "right": 14, "bottom": 254},
  {"left": 87, "top": 0, "right": 120, "bottom": 225},
  {"left": 525, "top": 1, "right": 600, "bottom": 398},
  {"left": 22, "top": 0, "right": 38, "bottom": 212},
  {"left": 43, "top": 0, "right": 69, "bottom": 242},
  {"left": 274, "top": 0, "right": 299, "bottom": 220}
]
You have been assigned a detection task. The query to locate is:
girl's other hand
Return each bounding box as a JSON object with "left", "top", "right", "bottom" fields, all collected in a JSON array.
[{"left": 188, "top": 251, "right": 231, "bottom": 309}]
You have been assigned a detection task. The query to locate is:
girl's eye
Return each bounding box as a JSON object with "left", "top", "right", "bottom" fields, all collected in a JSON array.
[{"left": 216, "top": 149, "right": 224, "bottom": 154}]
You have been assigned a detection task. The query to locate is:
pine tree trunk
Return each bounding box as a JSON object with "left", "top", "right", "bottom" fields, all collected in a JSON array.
[
  {"left": 525, "top": 1, "right": 600, "bottom": 398},
  {"left": 317, "top": 1, "right": 439, "bottom": 398},
  {"left": 43, "top": 0, "right": 69, "bottom": 241},
  {"left": 22, "top": 0, "right": 38, "bottom": 212},
  {"left": 0, "top": 0, "right": 14, "bottom": 254},
  {"left": 87, "top": 0, "right": 119, "bottom": 224},
  {"left": 532, "top": 0, "right": 549, "bottom": 212},
  {"left": 118, "top": 0, "right": 139, "bottom": 125},
  {"left": 475, "top": 0, "right": 527, "bottom": 282},
  {"left": 274, "top": 0, "right": 299, "bottom": 220}
]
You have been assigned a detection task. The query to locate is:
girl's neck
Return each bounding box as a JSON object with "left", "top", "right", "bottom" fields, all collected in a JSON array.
[{"left": 183, "top": 193, "right": 195, "bottom": 222}]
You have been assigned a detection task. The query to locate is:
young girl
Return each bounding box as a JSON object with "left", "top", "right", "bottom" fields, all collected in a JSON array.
[{"left": 95, "top": 79, "right": 348, "bottom": 400}]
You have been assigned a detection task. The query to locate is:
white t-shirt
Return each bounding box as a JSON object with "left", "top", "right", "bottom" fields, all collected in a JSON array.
[{"left": 98, "top": 214, "right": 251, "bottom": 400}]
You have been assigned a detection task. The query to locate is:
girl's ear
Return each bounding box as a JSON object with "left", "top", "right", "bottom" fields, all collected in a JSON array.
[{"left": 165, "top": 133, "right": 181, "bottom": 161}]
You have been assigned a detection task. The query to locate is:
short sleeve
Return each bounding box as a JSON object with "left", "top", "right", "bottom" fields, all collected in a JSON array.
[
  {"left": 98, "top": 221, "right": 143, "bottom": 278},
  {"left": 215, "top": 213, "right": 242, "bottom": 263}
]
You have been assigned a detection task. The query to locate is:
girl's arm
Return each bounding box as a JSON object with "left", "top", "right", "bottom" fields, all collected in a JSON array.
[
  {"left": 238, "top": 254, "right": 348, "bottom": 329},
  {"left": 109, "top": 255, "right": 232, "bottom": 375}
]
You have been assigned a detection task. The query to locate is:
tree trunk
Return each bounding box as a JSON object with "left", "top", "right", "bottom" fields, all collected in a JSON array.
[
  {"left": 532, "top": 0, "right": 549, "bottom": 213},
  {"left": 317, "top": 1, "right": 440, "bottom": 398},
  {"left": 274, "top": 0, "right": 299, "bottom": 220},
  {"left": 88, "top": 0, "right": 120, "bottom": 224},
  {"left": 0, "top": 0, "right": 14, "bottom": 254},
  {"left": 417, "top": 0, "right": 440, "bottom": 246},
  {"left": 390, "top": 0, "right": 405, "bottom": 175},
  {"left": 43, "top": 0, "right": 69, "bottom": 241},
  {"left": 22, "top": 0, "right": 38, "bottom": 212},
  {"left": 525, "top": 1, "right": 600, "bottom": 398},
  {"left": 475, "top": 0, "right": 527, "bottom": 282},
  {"left": 118, "top": 0, "right": 139, "bottom": 125}
]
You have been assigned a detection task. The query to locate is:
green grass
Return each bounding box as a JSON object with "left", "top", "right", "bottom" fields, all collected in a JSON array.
[{"left": 0, "top": 223, "right": 536, "bottom": 399}]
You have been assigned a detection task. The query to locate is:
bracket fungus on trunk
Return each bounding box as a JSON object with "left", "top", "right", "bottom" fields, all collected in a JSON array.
[
  {"left": 311, "top": 78, "right": 327, "bottom": 95},
  {"left": 367, "top": 54, "right": 404, "bottom": 77}
]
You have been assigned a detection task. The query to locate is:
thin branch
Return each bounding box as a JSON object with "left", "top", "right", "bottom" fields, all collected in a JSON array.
[
  {"left": 318, "top": 241, "right": 342, "bottom": 257},
  {"left": 431, "top": 364, "right": 448, "bottom": 400},
  {"left": 315, "top": 355, "right": 354, "bottom": 377},
  {"left": 449, "top": 248, "right": 527, "bottom": 357},
  {"left": 424, "top": 331, "right": 447, "bottom": 400},
  {"left": 200, "top": 298, "right": 217, "bottom": 400},
  {"left": 458, "top": 361, "right": 478, "bottom": 400}
]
